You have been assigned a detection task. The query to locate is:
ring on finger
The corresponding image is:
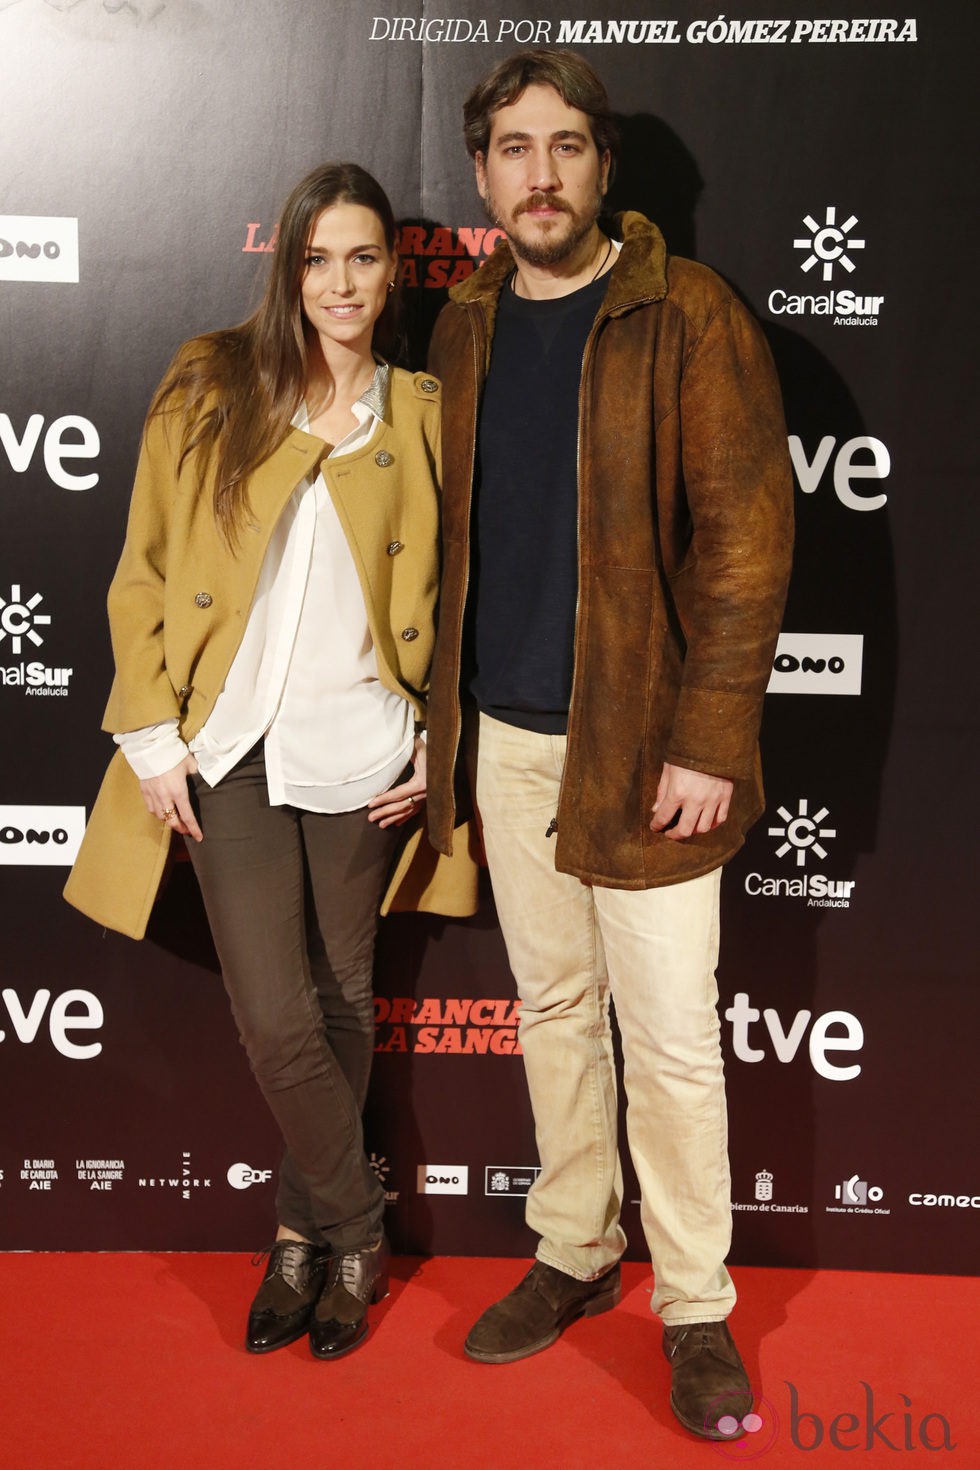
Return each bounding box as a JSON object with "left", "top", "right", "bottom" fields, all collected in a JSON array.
[{"left": 162, "top": 806, "right": 177, "bottom": 822}]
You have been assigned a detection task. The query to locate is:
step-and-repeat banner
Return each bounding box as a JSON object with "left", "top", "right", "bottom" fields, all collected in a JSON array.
[{"left": 2, "top": 1, "right": 976, "bottom": 1272}]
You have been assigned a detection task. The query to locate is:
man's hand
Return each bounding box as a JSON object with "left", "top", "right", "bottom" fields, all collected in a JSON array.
[
  {"left": 650, "top": 762, "right": 733, "bottom": 841},
  {"left": 138, "top": 753, "right": 203, "bottom": 842}
]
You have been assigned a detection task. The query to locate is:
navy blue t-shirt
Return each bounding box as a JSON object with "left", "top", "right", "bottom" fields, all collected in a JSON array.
[{"left": 468, "top": 270, "right": 609, "bottom": 734}]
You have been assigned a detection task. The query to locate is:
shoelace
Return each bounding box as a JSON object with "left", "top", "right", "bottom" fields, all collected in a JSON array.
[
  {"left": 667, "top": 1324, "right": 718, "bottom": 1358},
  {"left": 251, "top": 1240, "right": 328, "bottom": 1293}
]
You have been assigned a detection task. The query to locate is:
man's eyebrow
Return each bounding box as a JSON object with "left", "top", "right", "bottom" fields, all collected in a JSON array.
[{"left": 493, "top": 129, "right": 590, "bottom": 146}]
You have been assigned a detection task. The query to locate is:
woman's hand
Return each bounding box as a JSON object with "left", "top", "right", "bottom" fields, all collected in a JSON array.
[
  {"left": 138, "top": 753, "right": 203, "bottom": 842},
  {"left": 366, "top": 737, "right": 427, "bottom": 829}
]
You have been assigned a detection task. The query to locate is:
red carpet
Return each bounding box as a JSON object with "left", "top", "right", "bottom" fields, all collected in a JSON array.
[{"left": 2, "top": 1255, "right": 976, "bottom": 1467}]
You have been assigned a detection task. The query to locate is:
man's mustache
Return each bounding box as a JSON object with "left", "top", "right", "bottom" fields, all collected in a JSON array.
[{"left": 513, "top": 193, "right": 573, "bottom": 218}]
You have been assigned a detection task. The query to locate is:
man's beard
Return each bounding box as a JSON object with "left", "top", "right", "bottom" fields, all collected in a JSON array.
[{"left": 483, "top": 186, "right": 604, "bottom": 268}]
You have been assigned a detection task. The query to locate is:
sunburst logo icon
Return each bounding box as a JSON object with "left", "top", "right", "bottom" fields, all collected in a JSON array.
[
  {"left": 794, "top": 207, "right": 865, "bottom": 282},
  {"left": 769, "top": 799, "right": 836, "bottom": 868},
  {"left": 0, "top": 584, "right": 51, "bottom": 655}
]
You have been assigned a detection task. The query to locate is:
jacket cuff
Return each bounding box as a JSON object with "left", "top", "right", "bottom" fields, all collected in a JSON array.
[{"left": 665, "top": 686, "right": 764, "bottom": 780}]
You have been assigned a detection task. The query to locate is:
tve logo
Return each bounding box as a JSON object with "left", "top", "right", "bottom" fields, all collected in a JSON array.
[
  {"left": 789, "top": 434, "right": 890, "bottom": 511},
  {"left": 768, "top": 634, "right": 864, "bottom": 695},
  {"left": 0, "top": 806, "right": 85, "bottom": 865},
  {"left": 0, "top": 988, "right": 104, "bottom": 1060},
  {"left": 0, "top": 216, "right": 79, "bottom": 283},
  {"left": 1, "top": 412, "right": 101, "bottom": 490},
  {"left": 417, "top": 1165, "right": 469, "bottom": 1195}
]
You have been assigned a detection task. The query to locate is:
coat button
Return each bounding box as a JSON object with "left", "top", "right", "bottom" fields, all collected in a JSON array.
[
  {"left": 401, "top": 627, "right": 419, "bottom": 641},
  {"left": 375, "top": 449, "right": 394, "bottom": 467},
  {"left": 194, "top": 592, "right": 213, "bottom": 608},
  {"left": 387, "top": 540, "right": 403, "bottom": 556},
  {"left": 419, "top": 378, "right": 438, "bottom": 393},
  {"left": 178, "top": 685, "right": 192, "bottom": 699}
]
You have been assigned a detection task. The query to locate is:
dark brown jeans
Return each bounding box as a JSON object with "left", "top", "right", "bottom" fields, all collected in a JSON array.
[{"left": 186, "top": 743, "right": 397, "bottom": 1251}]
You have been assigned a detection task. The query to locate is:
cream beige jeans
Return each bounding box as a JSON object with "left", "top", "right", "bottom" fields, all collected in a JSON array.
[{"left": 474, "top": 713, "right": 736, "bottom": 1324}]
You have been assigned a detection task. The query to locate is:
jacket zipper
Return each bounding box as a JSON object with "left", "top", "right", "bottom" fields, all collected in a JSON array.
[{"left": 551, "top": 302, "right": 617, "bottom": 846}]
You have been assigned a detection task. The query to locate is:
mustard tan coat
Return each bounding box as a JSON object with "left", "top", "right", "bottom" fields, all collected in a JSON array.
[{"left": 65, "top": 368, "right": 477, "bottom": 939}]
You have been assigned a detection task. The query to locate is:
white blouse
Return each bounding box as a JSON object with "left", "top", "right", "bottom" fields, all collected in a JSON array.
[{"left": 115, "top": 362, "right": 415, "bottom": 813}]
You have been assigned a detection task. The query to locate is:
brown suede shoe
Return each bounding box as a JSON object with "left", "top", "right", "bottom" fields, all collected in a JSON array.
[
  {"left": 464, "top": 1260, "right": 621, "bottom": 1363},
  {"left": 662, "top": 1320, "right": 752, "bottom": 1440}
]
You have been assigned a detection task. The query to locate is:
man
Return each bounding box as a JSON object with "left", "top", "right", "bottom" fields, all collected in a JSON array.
[{"left": 426, "top": 49, "right": 793, "bottom": 1442}]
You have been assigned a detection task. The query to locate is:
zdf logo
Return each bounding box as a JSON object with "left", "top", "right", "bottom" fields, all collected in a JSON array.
[{"left": 226, "top": 1163, "right": 272, "bottom": 1190}]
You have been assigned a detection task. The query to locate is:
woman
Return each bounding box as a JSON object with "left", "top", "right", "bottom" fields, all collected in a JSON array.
[{"left": 65, "top": 163, "right": 470, "bottom": 1358}]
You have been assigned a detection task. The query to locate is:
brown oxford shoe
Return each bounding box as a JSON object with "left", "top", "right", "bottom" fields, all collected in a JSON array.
[
  {"left": 246, "top": 1238, "right": 328, "bottom": 1354},
  {"left": 309, "top": 1235, "right": 389, "bottom": 1360},
  {"left": 662, "top": 1319, "right": 753, "bottom": 1440},
  {"left": 464, "top": 1259, "right": 621, "bottom": 1364}
]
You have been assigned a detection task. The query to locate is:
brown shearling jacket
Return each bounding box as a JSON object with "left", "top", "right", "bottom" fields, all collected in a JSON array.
[{"left": 426, "top": 211, "right": 794, "bottom": 888}]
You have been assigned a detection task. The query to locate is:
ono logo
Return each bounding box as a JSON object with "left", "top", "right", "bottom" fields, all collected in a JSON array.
[
  {"left": 0, "top": 216, "right": 79, "bottom": 283},
  {"left": 0, "top": 807, "right": 85, "bottom": 865},
  {"left": 768, "top": 634, "right": 864, "bottom": 696},
  {"left": 724, "top": 993, "right": 863, "bottom": 1081},
  {"left": 417, "top": 1165, "right": 469, "bottom": 1195},
  {"left": 0, "top": 987, "right": 103, "bottom": 1060},
  {"left": 226, "top": 1163, "right": 272, "bottom": 1190},
  {"left": 1, "top": 412, "right": 100, "bottom": 490}
]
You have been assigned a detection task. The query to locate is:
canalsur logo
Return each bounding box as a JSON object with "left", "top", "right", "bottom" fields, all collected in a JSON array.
[
  {"left": 794, "top": 206, "right": 865, "bottom": 281},
  {"left": 0, "top": 585, "right": 73, "bottom": 696},
  {"left": 0, "top": 585, "right": 49, "bottom": 654},
  {"left": 744, "top": 799, "right": 856, "bottom": 907},
  {"left": 369, "top": 1151, "right": 399, "bottom": 1204},
  {"left": 770, "top": 799, "right": 836, "bottom": 868},
  {"left": 768, "top": 205, "right": 884, "bottom": 327}
]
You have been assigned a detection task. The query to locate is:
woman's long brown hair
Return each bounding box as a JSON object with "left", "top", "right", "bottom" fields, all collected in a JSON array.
[{"left": 148, "top": 162, "right": 400, "bottom": 544}]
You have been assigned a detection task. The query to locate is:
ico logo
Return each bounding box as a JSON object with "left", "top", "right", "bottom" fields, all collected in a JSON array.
[
  {"left": 226, "top": 1163, "right": 273, "bottom": 1190},
  {"left": 835, "top": 1175, "right": 883, "bottom": 1205}
]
